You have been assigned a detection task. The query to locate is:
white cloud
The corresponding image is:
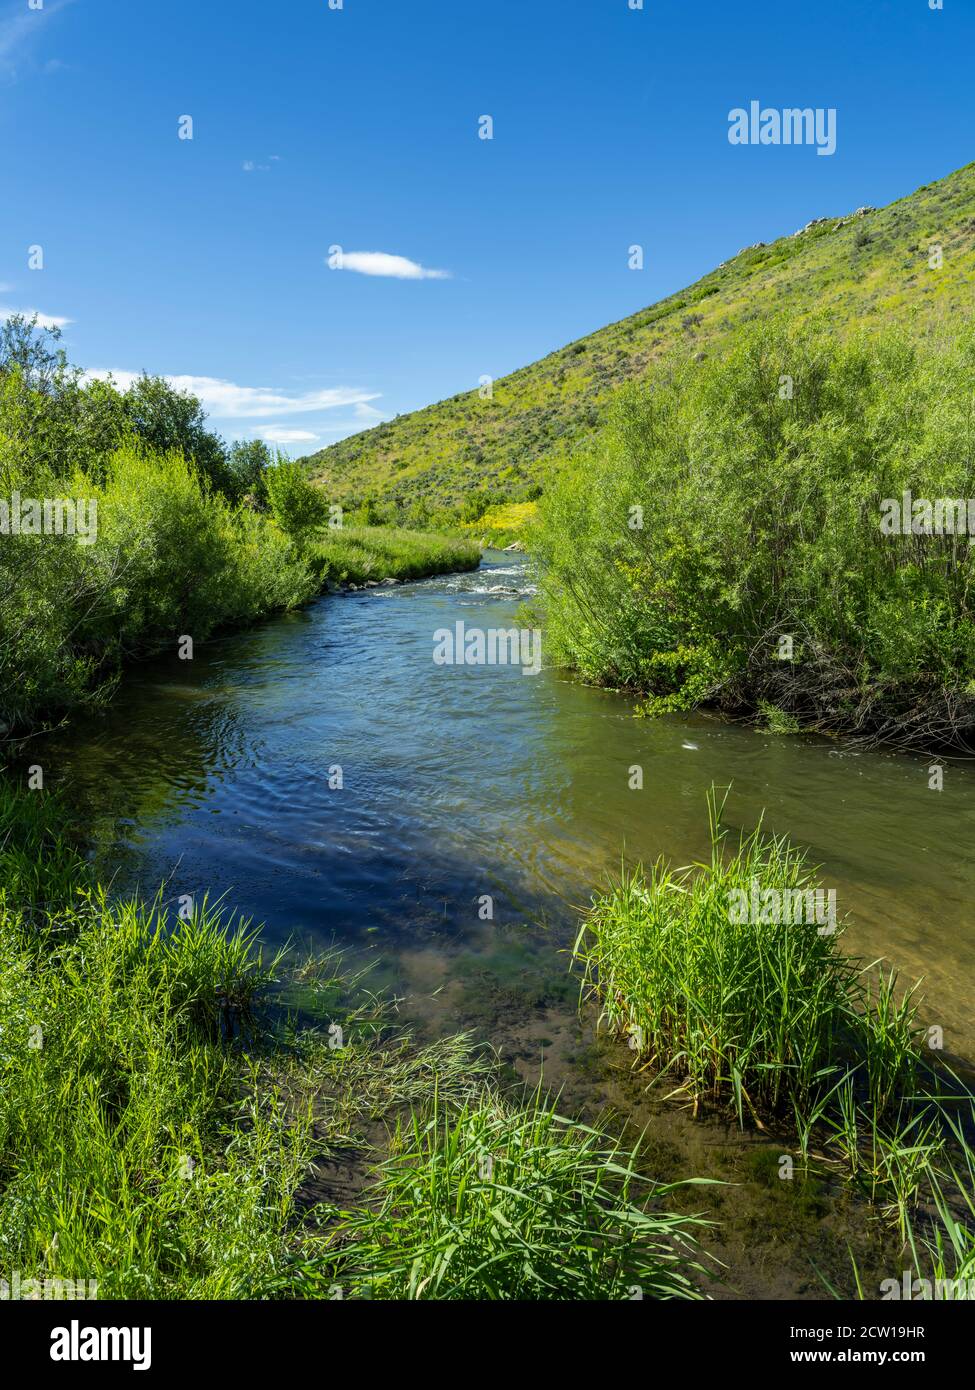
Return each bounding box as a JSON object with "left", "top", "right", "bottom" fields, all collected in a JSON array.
[
  {"left": 354, "top": 402, "right": 385, "bottom": 422},
  {"left": 251, "top": 426, "right": 318, "bottom": 444},
  {"left": 0, "top": 305, "right": 72, "bottom": 329},
  {"left": 331, "top": 251, "right": 451, "bottom": 280},
  {"left": 84, "top": 369, "right": 380, "bottom": 420}
]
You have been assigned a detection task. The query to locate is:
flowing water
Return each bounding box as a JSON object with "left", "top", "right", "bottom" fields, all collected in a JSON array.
[
  {"left": 36, "top": 548, "right": 975, "bottom": 1295},
  {"left": 40, "top": 550, "right": 975, "bottom": 1063}
]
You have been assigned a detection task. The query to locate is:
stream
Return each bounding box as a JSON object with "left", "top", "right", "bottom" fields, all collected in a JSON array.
[{"left": 36, "top": 548, "right": 975, "bottom": 1295}]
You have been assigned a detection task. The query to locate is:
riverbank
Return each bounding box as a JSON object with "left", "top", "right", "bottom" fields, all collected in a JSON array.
[
  {"left": 532, "top": 321, "right": 975, "bottom": 752},
  {"left": 0, "top": 783, "right": 712, "bottom": 1300},
  {"left": 313, "top": 526, "right": 480, "bottom": 590},
  {"left": 6, "top": 551, "right": 975, "bottom": 1301},
  {"left": 0, "top": 506, "right": 478, "bottom": 741}
]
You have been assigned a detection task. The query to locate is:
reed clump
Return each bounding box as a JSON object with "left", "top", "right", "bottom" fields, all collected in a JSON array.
[
  {"left": 574, "top": 789, "right": 973, "bottom": 1239},
  {"left": 319, "top": 1089, "right": 716, "bottom": 1301}
]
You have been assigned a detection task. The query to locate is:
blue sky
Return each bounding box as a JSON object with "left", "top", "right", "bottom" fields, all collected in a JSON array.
[{"left": 2, "top": 0, "right": 973, "bottom": 453}]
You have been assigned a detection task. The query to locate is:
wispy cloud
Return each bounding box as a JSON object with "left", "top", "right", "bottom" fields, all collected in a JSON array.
[
  {"left": 251, "top": 425, "right": 319, "bottom": 444},
  {"left": 84, "top": 369, "right": 380, "bottom": 420},
  {"left": 243, "top": 155, "right": 281, "bottom": 173},
  {"left": 0, "top": 305, "right": 72, "bottom": 329},
  {"left": 0, "top": 0, "right": 74, "bottom": 77},
  {"left": 331, "top": 251, "right": 451, "bottom": 280}
]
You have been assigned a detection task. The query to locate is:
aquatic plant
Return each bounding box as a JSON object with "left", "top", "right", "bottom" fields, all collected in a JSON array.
[
  {"left": 325, "top": 1089, "right": 715, "bottom": 1300},
  {"left": 574, "top": 790, "right": 968, "bottom": 1226}
]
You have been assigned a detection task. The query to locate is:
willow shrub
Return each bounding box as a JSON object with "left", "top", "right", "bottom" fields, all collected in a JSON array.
[
  {"left": 0, "top": 441, "right": 316, "bottom": 731},
  {"left": 533, "top": 320, "right": 975, "bottom": 746}
]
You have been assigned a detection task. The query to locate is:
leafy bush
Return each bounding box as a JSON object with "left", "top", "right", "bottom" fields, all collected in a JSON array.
[
  {"left": 264, "top": 458, "right": 329, "bottom": 548},
  {"left": 534, "top": 320, "right": 975, "bottom": 747},
  {"left": 0, "top": 440, "right": 316, "bottom": 732}
]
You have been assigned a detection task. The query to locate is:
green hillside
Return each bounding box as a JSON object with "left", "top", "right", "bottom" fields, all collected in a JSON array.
[{"left": 303, "top": 160, "right": 975, "bottom": 513}]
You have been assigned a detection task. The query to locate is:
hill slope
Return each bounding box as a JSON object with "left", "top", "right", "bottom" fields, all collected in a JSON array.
[{"left": 303, "top": 162, "right": 975, "bottom": 512}]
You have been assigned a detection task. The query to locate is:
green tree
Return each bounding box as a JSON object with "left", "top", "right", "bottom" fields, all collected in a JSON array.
[
  {"left": 264, "top": 457, "right": 328, "bottom": 548},
  {"left": 0, "top": 314, "right": 129, "bottom": 482},
  {"left": 226, "top": 438, "right": 273, "bottom": 506},
  {"left": 121, "top": 374, "right": 233, "bottom": 497}
]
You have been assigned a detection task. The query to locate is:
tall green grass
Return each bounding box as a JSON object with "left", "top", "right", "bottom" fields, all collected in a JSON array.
[
  {"left": 0, "top": 800, "right": 308, "bottom": 1299},
  {"left": 575, "top": 792, "right": 921, "bottom": 1131},
  {"left": 901, "top": 1102, "right": 975, "bottom": 1299},
  {"left": 574, "top": 789, "right": 975, "bottom": 1252},
  {"left": 1, "top": 784, "right": 716, "bottom": 1301},
  {"left": 323, "top": 1090, "right": 715, "bottom": 1300},
  {"left": 312, "top": 525, "right": 480, "bottom": 586}
]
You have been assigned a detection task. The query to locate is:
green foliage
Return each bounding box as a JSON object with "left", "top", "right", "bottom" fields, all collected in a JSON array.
[
  {"left": 576, "top": 794, "right": 897, "bottom": 1120},
  {"left": 459, "top": 488, "right": 503, "bottom": 524},
  {"left": 0, "top": 316, "right": 480, "bottom": 734},
  {"left": 757, "top": 702, "right": 802, "bottom": 735},
  {"left": 901, "top": 1102, "right": 975, "bottom": 1298},
  {"left": 226, "top": 438, "right": 273, "bottom": 506},
  {"left": 0, "top": 434, "right": 316, "bottom": 732},
  {"left": 0, "top": 785, "right": 304, "bottom": 1298},
  {"left": 328, "top": 1091, "right": 714, "bottom": 1300},
  {"left": 534, "top": 320, "right": 975, "bottom": 746},
  {"left": 0, "top": 319, "right": 130, "bottom": 482},
  {"left": 0, "top": 786, "right": 715, "bottom": 1301},
  {"left": 120, "top": 372, "right": 234, "bottom": 498},
  {"left": 0, "top": 783, "right": 88, "bottom": 914},
  {"left": 264, "top": 457, "right": 329, "bottom": 548},
  {"left": 0, "top": 319, "right": 340, "bottom": 733},
  {"left": 311, "top": 526, "right": 480, "bottom": 586},
  {"left": 574, "top": 792, "right": 975, "bottom": 1231}
]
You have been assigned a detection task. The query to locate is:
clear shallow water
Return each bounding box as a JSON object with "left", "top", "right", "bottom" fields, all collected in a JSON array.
[{"left": 40, "top": 550, "right": 975, "bottom": 1062}]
